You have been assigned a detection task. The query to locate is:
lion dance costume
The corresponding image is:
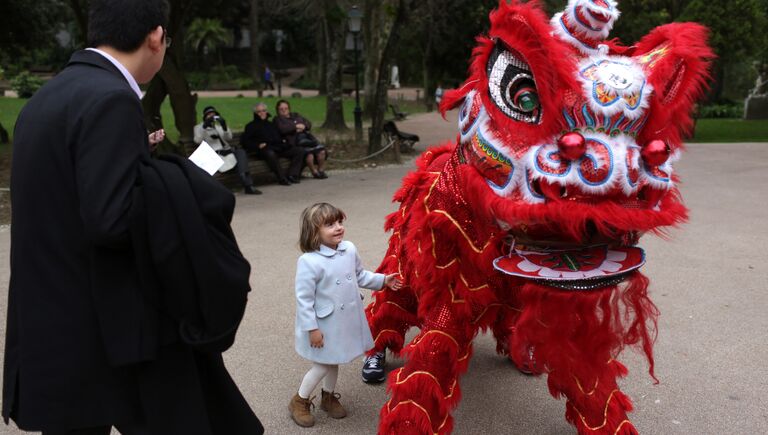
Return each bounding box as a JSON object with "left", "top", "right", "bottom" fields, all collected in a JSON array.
[{"left": 365, "top": 1, "right": 713, "bottom": 433}]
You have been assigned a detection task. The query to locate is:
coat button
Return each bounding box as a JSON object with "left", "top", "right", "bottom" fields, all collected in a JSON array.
[
  {"left": 340, "top": 304, "right": 345, "bottom": 310},
  {"left": 346, "top": 273, "right": 352, "bottom": 281},
  {"left": 335, "top": 279, "right": 341, "bottom": 285}
]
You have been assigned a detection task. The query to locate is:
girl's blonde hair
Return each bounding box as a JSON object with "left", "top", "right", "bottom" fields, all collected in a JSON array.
[{"left": 299, "top": 203, "right": 346, "bottom": 252}]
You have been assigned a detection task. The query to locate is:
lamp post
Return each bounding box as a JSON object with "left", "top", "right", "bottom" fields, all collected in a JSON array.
[
  {"left": 274, "top": 29, "right": 284, "bottom": 98},
  {"left": 348, "top": 6, "right": 363, "bottom": 142}
]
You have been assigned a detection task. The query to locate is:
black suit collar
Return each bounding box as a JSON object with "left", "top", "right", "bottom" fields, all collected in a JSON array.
[{"left": 68, "top": 49, "right": 125, "bottom": 79}]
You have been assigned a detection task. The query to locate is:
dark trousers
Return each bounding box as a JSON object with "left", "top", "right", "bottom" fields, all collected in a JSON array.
[
  {"left": 258, "top": 146, "right": 305, "bottom": 180},
  {"left": 232, "top": 147, "right": 254, "bottom": 188},
  {"left": 43, "top": 422, "right": 148, "bottom": 435}
]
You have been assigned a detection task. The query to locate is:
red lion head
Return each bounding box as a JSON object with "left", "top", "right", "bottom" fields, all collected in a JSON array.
[{"left": 440, "top": 0, "right": 714, "bottom": 255}]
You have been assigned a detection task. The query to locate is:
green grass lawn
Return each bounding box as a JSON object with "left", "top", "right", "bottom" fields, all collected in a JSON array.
[
  {"left": 688, "top": 118, "right": 768, "bottom": 143},
  {"left": 1, "top": 96, "right": 426, "bottom": 144},
  {"left": 2, "top": 96, "right": 766, "bottom": 143}
]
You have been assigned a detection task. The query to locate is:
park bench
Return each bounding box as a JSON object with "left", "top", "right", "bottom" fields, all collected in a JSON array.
[
  {"left": 383, "top": 121, "right": 419, "bottom": 153},
  {"left": 390, "top": 104, "right": 408, "bottom": 121},
  {"left": 213, "top": 131, "right": 304, "bottom": 188}
]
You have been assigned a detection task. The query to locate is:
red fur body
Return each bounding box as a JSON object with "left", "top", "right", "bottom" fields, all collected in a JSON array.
[{"left": 366, "top": 1, "right": 712, "bottom": 433}]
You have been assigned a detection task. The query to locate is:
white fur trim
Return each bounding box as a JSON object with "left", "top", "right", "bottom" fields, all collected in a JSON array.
[
  {"left": 563, "top": 0, "right": 620, "bottom": 40},
  {"left": 458, "top": 91, "right": 485, "bottom": 143},
  {"left": 577, "top": 55, "right": 653, "bottom": 120},
  {"left": 550, "top": 13, "right": 601, "bottom": 56}
]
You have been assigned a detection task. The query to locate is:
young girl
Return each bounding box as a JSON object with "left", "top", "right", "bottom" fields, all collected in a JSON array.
[{"left": 289, "top": 203, "right": 401, "bottom": 428}]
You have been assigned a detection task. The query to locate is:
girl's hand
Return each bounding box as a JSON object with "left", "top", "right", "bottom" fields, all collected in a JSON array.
[
  {"left": 309, "top": 329, "right": 324, "bottom": 348},
  {"left": 384, "top": 274, "right": 403, "bottom": 290}
]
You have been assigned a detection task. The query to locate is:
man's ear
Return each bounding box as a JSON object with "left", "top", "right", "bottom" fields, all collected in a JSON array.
[{"left": 147, "top": 26, "right": 164, "bottom": 52}]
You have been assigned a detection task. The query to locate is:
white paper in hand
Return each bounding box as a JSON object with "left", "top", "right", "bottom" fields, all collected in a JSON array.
[{"left": 188, "top": 141, "right": 225, "bottom": 175}]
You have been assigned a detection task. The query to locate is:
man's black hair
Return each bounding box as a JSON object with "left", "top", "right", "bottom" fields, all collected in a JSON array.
[{"left": 87, "top": 0, "right": 170, "bottom": 52}]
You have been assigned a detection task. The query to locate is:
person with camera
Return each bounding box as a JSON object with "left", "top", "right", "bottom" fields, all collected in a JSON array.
[{"left": 193, "top": 105, "right": 261, "bottom": 194}]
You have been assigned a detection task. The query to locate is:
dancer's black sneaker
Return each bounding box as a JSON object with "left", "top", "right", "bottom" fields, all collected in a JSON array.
[{"left": 362, "top": 352, "right": 386, "bottom": 383}]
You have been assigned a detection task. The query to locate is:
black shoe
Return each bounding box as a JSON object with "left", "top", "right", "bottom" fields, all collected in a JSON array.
[
  {"left": 244, "top": 185, "right": 262, "bottom": 195},
  {"left": 279, "top": 178, "right": 291, "bottom": 186},
  {"left": 318, "top": 171, "right": 328, "bottom": 179},
  {"left": 362, "top": 352, "right": 386, "bottom": 383},
  {"left": 287, "top": 175, "right": 300, "bottom": 184}
]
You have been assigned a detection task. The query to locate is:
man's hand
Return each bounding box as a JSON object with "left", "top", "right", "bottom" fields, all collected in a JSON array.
[
  {"left": 148, "top": 129, "right": 165, "bottom": 152},
  {"left": 259, "top": 142, "right": 267, "bottom": 149},
  {"left": 384, "top": 273, "right": 403, "bottom": 290},
  {"left": 296, "top": 123, "right": 306, "bottom": 132},
  {"left": 309, "top": 329, "right": 324, "bottom": 348}
]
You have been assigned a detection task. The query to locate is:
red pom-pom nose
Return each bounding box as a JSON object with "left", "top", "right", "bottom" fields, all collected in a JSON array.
[
  {"left": 557, "top": 132, "right": 586, "bottom": 161},
  {"left": 641, "top": 139, "right": 670, "bottom": 167}
]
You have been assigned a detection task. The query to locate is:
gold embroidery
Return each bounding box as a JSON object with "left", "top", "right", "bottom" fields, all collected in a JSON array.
[
  {"left": 436, "top": 258, "right": 458, "bottom": 269},
  {"left": 385, "top": 301, "right": 411, "bottom": 314},
  {"left": 395, "top": 370, "right": 458, "bottom": 399},
  {"left": 374, "top": 329, "right": 402, "bottom": 344},
  {"left": 449, "top": 285, "right": 466, "bottom": 304},
  {"left": 612, "top": 420, "right": 633, "bottom": 434},
  {"left": 410, "top": 330, "right": 460, "bottom": 349},
  {"left": 471, "top": 303, "right": 522, "bottom": 324},
  {"left": 431, "top": 228, "right": 437, "bottom": 259},
  {"left": 385, "top": 398, "right": 440, "bottom": 435},
  {"left": 459, "top": 273, "right": 489, "bottom": 291},
  {"left": 572, "top": 389, "right": 622, "bottom": 430},
  {"left": 574, "top": 375, "right": 599, "bottom": 396},
  {"left": 423, "top": 177, "right": 491, "bottom": 254}
]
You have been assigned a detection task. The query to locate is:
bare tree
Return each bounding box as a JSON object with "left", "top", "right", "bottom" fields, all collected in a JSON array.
[
  {"left": 320, "top": 0, "right": 348, "bottom": 130},
  {"left": 67, "top": 0, "right": 89, "bottom": 46},
  {"left": 0, "top": 123, "right": 8, "bottom": 144},
  {"left": 249, "top": 0, "right": 261, "bottom": 89},
  {"left": 369, "top": 0, "right": 416, "bottom": 152},
  {"left": 316, "top": 22, "right": 328, "bottom": 95},
  {"left": 362, "top": 0, "right": 386, "bottom": 118},
  {"left": 141, "top": 0, "right": 197, "bottom": 154}
]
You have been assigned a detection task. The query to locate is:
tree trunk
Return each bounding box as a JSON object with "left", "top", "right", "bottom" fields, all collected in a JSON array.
[
  {"left": 369, "top": 0, "right": 413, "bottom": 152},
  {"left": 143, "top": 55, "right": 199, "bottom": 154},
  {"left": 320, "top": 0, "right": 348, "bottom": 131},
  {"left": 249, "top": 0, "right": 262, "bottom": 91},
  {"left": 317, "top": 24, "right": 328, "bottom": 96},
  {"left": 141, "top": 0, "right": 198, "bottom": 155},
  {"left": 67, "top": 0, "right": 89, "bottom": 47},
  {"left": 421, "top": 0, "right": 435, "bottom": 111},
  {"left": 362, "top": 0, "right": 385, "bottom": 118},
  {"left": 706, "top": 59, "right": 726, "bottom": 104},
  {"left": 0, "top": 122, "right": 8, "bottom": 144}
]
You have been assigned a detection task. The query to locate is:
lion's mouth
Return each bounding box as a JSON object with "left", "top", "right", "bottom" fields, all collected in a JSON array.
[{"left": 493, "top": 244, "right": 645, "bottom": 290}]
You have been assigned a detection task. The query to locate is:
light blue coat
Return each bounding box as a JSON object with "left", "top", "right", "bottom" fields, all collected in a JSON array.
[{"left": 294, "top": 241, "right": 385, "bottom": 364}]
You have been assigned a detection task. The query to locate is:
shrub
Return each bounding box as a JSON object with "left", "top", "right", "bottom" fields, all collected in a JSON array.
[
  {"left": 234, "top": 77, "right": 254, "bottom": 90},
  {"left": 697, "top": 103, "right": 742, "bottom": 119},
  {"left": 11, "top": 71, "right": 44, "bottom": 98},
  {"left": 186, "top": 71, "right": 209, "bottom": 90}
]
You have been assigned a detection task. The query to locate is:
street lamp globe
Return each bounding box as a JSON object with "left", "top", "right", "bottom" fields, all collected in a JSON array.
[{"left": 348, "top": 6, "right": 362, "bottom": 33}]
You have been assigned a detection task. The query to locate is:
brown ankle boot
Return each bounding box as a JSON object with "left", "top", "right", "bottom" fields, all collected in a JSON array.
[
  {"left": 289, "top": 393, "right": 315, "bottom": 427},
  {"left": 320, "top": 389, "right": 347, "bottom": 418}
]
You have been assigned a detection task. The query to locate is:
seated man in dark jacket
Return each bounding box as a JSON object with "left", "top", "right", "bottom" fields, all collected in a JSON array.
[{"left": 241, "top": 103, "right": 305, "bottom": 185}]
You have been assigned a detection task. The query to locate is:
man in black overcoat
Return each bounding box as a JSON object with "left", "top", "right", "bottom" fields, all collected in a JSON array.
[{"left": 3, "top": 1, "right": 262, "bottom": 434}]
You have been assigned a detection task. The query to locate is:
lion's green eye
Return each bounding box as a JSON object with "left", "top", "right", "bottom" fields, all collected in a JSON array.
[{"left": 513, "top": 87, "right": 540, "bottom": 113}]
